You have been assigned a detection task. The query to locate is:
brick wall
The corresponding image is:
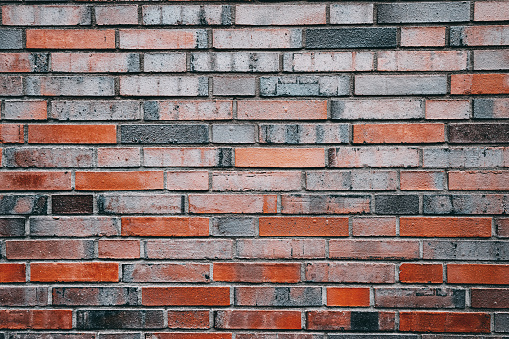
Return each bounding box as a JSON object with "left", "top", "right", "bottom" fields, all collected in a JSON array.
[{"left": 0, "top": 0, "right": 508, "bottom": 337}]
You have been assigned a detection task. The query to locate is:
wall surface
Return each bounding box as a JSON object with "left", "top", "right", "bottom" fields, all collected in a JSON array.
[{"left": 0, "top": 0, "right": 509, "bottom": 337}]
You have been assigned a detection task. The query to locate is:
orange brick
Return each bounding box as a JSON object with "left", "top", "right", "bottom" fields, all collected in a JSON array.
[
  {"left": 215, "top": 310, "right": 301, "bottom": 330},
  {"left": 235, "top": 148, "right": 325, "bottom": 168},
  {"left": 447, "top": 264, "right": 509, "bottom": 284},
  {"left": 327, "top": 287, "right": 370, "bottom": 307},
  {"left": 0, "top": 263, "right": 25, "bottom": 283},
  {"left": 0, "top": 172, "right": 71, "bottom": 191},
  {"left": 449, "top": 170, "right": 509, "bottom": 190},
  {"left": 142, "top": 287, "right": 230, "bottom": 306},
  {"left": 400, "top": 312, "right": 490, "bottom": 333},
  {"left": 451, "top": 74, "right": 509, "bottom": 94},
  {"left": 353, "top": 124, "right": 445, "bottom": 144},
  {"left": 28, "top": 125, "right": 116, "bottom": 144},
  {"left": 259, "top": 217, "right": 348, "bottom": 237},
  {"left": 189, "top": 194, "right": 277, "bottom": 214},
  {"left": 400, "top": 171, "right": 445, "bottom": 190},
  {"left": 26, "top": 29, "right": 115, "bottom": 49},
  {"left": 399, "top": 263, "right": 443, "bottom": 284},
  {"left": 213, "top": 263, "right": 300, "bottom": 283},
  {"left": 167, "top": 311, "right": 210, "bottom": 329},
  {"left": 31, "top": 263, "right": 119, "bottom": 282},
  {"left": 400, "top": 217, "right": 492, "bottom": 237},
  {"left": 0, "top": 124, "right": 23, "bottom": 143},
  {"left": 121, "top": 217, "right": 209, "bottom": 237},
  {"left": 237, "top": 100, "right": 327, "bottom": 120},
  {"left": 75, "top": 171, "right": 164, "bottom": 190}
]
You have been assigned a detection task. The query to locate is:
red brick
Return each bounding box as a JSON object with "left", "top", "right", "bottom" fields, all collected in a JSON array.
[
  {"left": 400, "top": 27, "right": 446, "bottom": 47},
  {"left": 3, "top": 100, "right": 47, "bottom": 120},
  {"left": 212, "top": 171, "right": 301, "bottom": 191},
  {"left": 167, "top": 311, "right": 210, "bottom": 329},
  {"left": 189, "top": 194, "right": 277, "bottom": 214},
  {"left": 0, "top": 172, "right": 71, "bottom": 191},
  {"left": 149, "top": 335, "right": 230, "bottom": 339},
  {"left": 0, "top": 53, "right": 31, "bottom": 72},
  {"left": 28, "top": 124, "right": 116, "bottom": 144},
  {"left": 474, "top": 1, "right": 509, "bottom": 21},
  {"left": 425, "top": 99, "right": 470, "bottom": 120},
  {"left": 142, "top": 287, "right": 230, "bottom": 306},
  {"left": 399, "top": 263, "right": 443, "bottom": 284},
  {"left": 214, "top": 263, "right": 300, "bottom": 283},
  {"left": 6, "top": 240, "right": 93, "bottom": 259},
  {"left": 259, "top": 217, "right": 349, "bottom": 237},
  {"left": 31, "top": 263, "right": 119, "bottom": 282},
  {"left": 215, "top": 310, "right": 301, "bottom": 330},
  {"left": 353, "top": 123, "right": 445, "bottom": 144},
  {"left": 471, "top": 288, "right": 509, "bottom": 308},
  {"left": 97, "top": 147, "right": 141, "bottom": 168},
  {"left": 0, "top": 263, "right": 25, "bottom": 283},
  {"left": 0, "top": 310, "right": 72, "bottom": 329},
  {"left": 167, "top": 171, "right": 209, "bottom": 190},
  {"left": 451, "top": 74, "right": 509, "bottom": 95},
  {"left": 237, "top": 100, "right": 327, "bottom": 120},
  {"left": 236, "top": 148, "right": 325, "bottom": 168},
  {"left": 399, "top": 312, "right": 490, "bottom": 333},
  {"left": 75, "top": 171, "right": 164, "bottom": 190},
  {"left": 400, "top": 217, "right": 492, "bottom": 237},
  {"left": 497, "top": 218, "right": 509, "bottom": 237},
  {"left": 449, "top": 170, "right": 509, "bottom": 190},
  {"left": 26, "top": 30, "right": 115, "bottom": 49},
  {"left": 98, "top": 240, "right": 140, "bottom": 259},
  {"left": 236, "top": 5, "right": 325, "bottom": 25},
  {"left": 329, "top": 240, "right": 419, "bottom": 260},
  {"left": 327, "top": 287, "right": 370, "bottom": 307},
  {"left": 51, "top": 53, "right": 138, "bottom": 73},
  {"left": 352, "top": 217, "right": 397, "bottom": 236},
  {"left": 123, "top": 263, "right": 210, "bottom": 283},
  {"left": 119, "top": 29, "right": 205, "bottom": 49},
  {"left": 306, "top": 263, "right": 395, "bottom": 283},
  {"left": 121, "top": 217, "right": 209, "bottom": 237},
  {"left": 447, "top": 264, "right": 509, "bottom": 284},
  {"left": 237, "top": 239, "right": 325, "bottom": 259},
  {"left": 0, "top": 124, "right": 23, "bottom": 143},
  {"left": 401, "top": 171, "right": 445, "bottom": 190}
]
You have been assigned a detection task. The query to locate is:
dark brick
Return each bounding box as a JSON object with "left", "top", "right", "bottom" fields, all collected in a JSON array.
[
  {"left": 0, "top": 195, "right": 48, "bottom": 215},
  {"left": 211, "top": 217, "right": 256, "bottom": 236},
  {"left": 375, "top": 195, "right": 419, "bottom": 215},
  {"left": 120, "top": 125, "right": 209, "bottom": 144},
  {"left": 495, "top": 313, "right": 509, "bottom": 333},
  {"left": 350, "top": 312, "right": 379, "bottom": 331},
  {"left": 449, "top": 124, "right": 509, "bottom": 143},
  {"left": 235, "top": 287, "right": 322, "bottom": 306},
  {"left": 375, "top": 288, "right": 465, "bottom": 309},
  {"left": 0, "top": 287, "right": 47, "bottom": 306},
  {"left": 472, "top": 289, "right": 509, "bottom": 309},
  {"left": 143, "top": 101, "right": 159, "bottom": 120},
  {"left": 30, "top": 53, "right": 49, "bottom": 73},
  {"left": 306, "top": 28, "right": 397, "bottom": 49},
  {"left": 76, "top": 310, "right": 164, "bottom": 329},
  {"left": 10, "top": 335, "right": 95, "bottom": 339},
  {"left": 0, "top": 29, "right": 23, "bottom": 50},
  {"left": 52, "top": 195, "right": 93, "bottom": 214},
  {"left": 0, "top": 218, "right": 25, "bottom": 237},
  {"left": 377, "top": 2, "right": 469, "bottom": 23},
  {"left": 424, "top": 194, "right": 509, "bottom": 215},
  {"left": 53, "top": 287, "right": 138, "bottom": 306},
  {"left": 424, "top": 241, "right": 509, "bottom": 261}
]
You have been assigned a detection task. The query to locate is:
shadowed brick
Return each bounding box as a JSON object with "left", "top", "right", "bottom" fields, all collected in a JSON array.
[
  {"left": 120, "top": 125, "right": 208, "bottom": 144},
  {"left": 77, "top": 310, "right": 164, "bottom": 329},
  {"left": 306, "top": 28, "right": 397, "bottom": 49}
]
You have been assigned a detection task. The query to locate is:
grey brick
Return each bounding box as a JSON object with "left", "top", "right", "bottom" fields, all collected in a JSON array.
[
  {"left": 306, "top": 28, "right": 397, "bottom": 49},
  {"left": 211, "top": 217, "right": 256, "bottom": 236},
  {"left": 10, "top": 335, "right": 94, "bottom": 339},
  {"left": 377, "top": 2, "right": 469, "bottom": 23},
  {"left": 143, "top": 100, "right": 233, "bottom": 121},
  {"left": 191, "top": 52, "right": 279, "bottom": 72},
  {"left": 53, "top": 287, "right": 138, "bottom": 306},
  {"left": 423, "top": 147, "right": 509, "bottom": 168},
  {"left": 234, "top": 287, "right": 322, "bottom": 306},
  {"left": 424, "top": 241, "right": 509, "bottom": 261},
  {"left": 495, "top": 313, "right": 509, "bottom": 332},
  {"left": 355, "top": 75, "right": 447, "bottom": 95},
  {"left": 375, "top": 288, "right": 465, "bottom": 309},
  {"left": 474, "top": 50, "right": 509, "bottom": 70},
  {"left": 260, "top": 124, "right": 349, "bottom": 144},
  {"left": 26, "top": 76, "right": 115, "bottom": 97},
  {"left": 77, "top": 310, "right": 164, "bottom": 329},
  {"left": 330, "top": 4, "right": 374, "bottom": 24},
  {"left": 120, "top": 124, "right": 209, "bottom": 144},
  {"left": 0, "top": 29, "right": 23, "bottom": 50},
  {"left": 260, "top": 75, "right": 350, "bottom": 97},
  {"left": 307, "top": 170, "right": 398, "bottom": 191},
  {"left": 30, "top": 216, "right": 118, "bottom": 237},
  {"left": 331, "top": 99, "right": 424, "bottom": 120},
  {"left": 144, "top": 147, "right": 232, "bottom": 167},
  {"left": 3, "top": 147, "right": 95, "bottom": 168},
  {"left": 474, "top": 98, "right": 509, "bottom": 119},
  {"left": 375, "top": 195, "right": 419, "bottom": 215},
  {"left": 424, "top": 194, "right": 509, "bottom": 215},
  {"left": 143, "top": 5, "right": 231, "bottom": 25},
  {"left": 51, "top": 100, "right": 141, "bottom": 121},
  {"left": 0, "top": 75, "right": 23, "bottom": 96},
  {"left": 119, "top": 76, "right": 208, "bottom": 97},
  {"left": 212, "top": 125, "right": 255, "bottom": 144},
  {"left": 213, "top": 77, "right": 256, "bottom": 96},
  {"left": 143, "top": 53, "right": 186, "bottom": 72},
  {"left": 0, "top": 195, "right": 47, "bottom": 215},
  {"left": 98, "top": 194, "right": 182, "bottom": 214}
]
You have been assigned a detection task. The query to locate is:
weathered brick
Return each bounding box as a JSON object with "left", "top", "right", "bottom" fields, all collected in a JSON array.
[
  {"left": 377, "top": 2, "right": 469, "bottom": 23},
  {"left": 330, "top": 4, "right": 373, "bottom": 24},
  {"left": 424, "top": 194, "right": 509, "bottom": 214},
  {"left": 53, "top": 287, "right": 138, "bottom": 306},
  {"left": 0, "top": 29, "right": 23, "bottom": 50},
  {"left": 306, "top": 170, "right": 397, "bottom": 191},
  {"left": 0, "top": 263, "right": 26, "bottom": 283},
  {"left": 449, "top": 123, "right": 509, "bottom": 143},
  {"left": 0, "top": 124, "right": 24, "bottom": 143},
  {"left": 282, "top": 194, "right": 370, "bottom": 214},
  {"left": 3, "top": 147, "right": 94, "bottom": 168},
  {"left": 51, "top": 100, "right": 141, "bottom": 121},
  {"left": 425, "top": 100, "right": 470, "bottom": 120},
  {"left": 471, "top": 288, "right": 509, "bottom": 308},
  {"left": 352, "top": 217, "right": 397, "bottom": 237},
  {"left": 144, "top": 147, "right": 232, "bottom": 167},
  {"left": 145, "top": 239, "right": 233, "bottom": 259},
  {"left": 123, "top": 263, "right": 210, "bottom": 283},
  {"left": 99, "top": 239, "right": 140, "bottom": 259},
  {"left": 0, "top": 195, "right": 47, "bottom": 215},
  {"left": 399, "top": 312, "right": 490, "bottom": 333},
  {"left": 378, "top": 51, "right": 467, "bottom": 72},
  {"left": 213, "top": 29, "right": 301, "bottom": 49},
  {"left": 167, "top": 311, "right": 210, "bottom": 329},
  {"left": 401, "top": 217, "right": 492, "bottom": 238},
  {"left": 26, "top": 30, "right": 115, "bottom": 49},
  {"left": 216, "top": 311, "right": 301, "bottom": 330},
  {"left": 307, "top": 311, "right": 395, "bottom": 331},
  {"left": 0, "top": 172, "right": 71, "bottom": 191},
  {"left": 144, "top": 100, "right": 232, "bottom": 121},
  {"left": 235, "top": 287, "right": 321, "bottom": 306},
  {"left": 0, "top": 75, "right": 23, "bottom": 96},
  {"left": 260, "top": 124, "right": 349, "bottom": 144},
  {"left": 30, "top": 216, "right": 117, "bottom": 237},
  {"left": 452, "top": 74, "right": 509, "bottom": 95},
  {"left": 474, "top": 1, "right": 509, "bottom": 21},
  {"left": 97, "top": 148, "right": 141, "bottom": 168},
  {"left": 0, "top": 310, "right": 72, "bottom": 330},
  {"left": 399, "top": 263, "right": 443, "bottom": 284},
  {"left": 401, "top": 27, "right": 446, "bottom": 47},
  {"left": 77, "top": 310, "right": 164, "bottom": 329},
  {"left": 330, "top": 240, "right": 419, "bottom": 260},
  {"left": 0, "top": 287, "right": 47, "bottom": 306},
  {"left": 260, "top": 76, "right": 350, "bottom": 97},
  {"left": 167, "top": 171, "right": 209, "bottom": 190},
  {"left": 448, "top": 264, "right": 509, "bottom": 284},
  {"left": 375, "top": 195, "right": 419, "bottom": 215},
  {"left": 0, "top": 53, "right": 48, "bottom": 72},
  {"left": 143, "top": 287, "right": 229, "bottom": 306},
  {"left": 331, "top": 99, "right": 424, "bottom": 120},
  {"left": 2, "top": 5, "right": 91, "bottom": 25},
  {"left": 306, "top": 262, "right": 395, "bottom": 283},
  {"left": 119, "top": 29, "right": 207, "bottom": 49},
  {"left": 474, "top": 50, "right": 509, "bottom": 71},
  {"left": 0, "top": 217, "right": 25, "bottom": 237},
  {"left": 237, "top": 5, "right": 325, "bottom": 25},
  {"left": 327, "top": 287, "right": 370, "bottom": 307},
  {"left": 259, "top": 217, "right": 348, "bottom": 237},
  {"left": 212, "top": 125, "right": 255, "bottom": 144},
  {"left": 451, "top": 26, "right": 509, "bottom": 46},
  {"left": 211, "top": 217, "right": 256, "bottom": 237},
  {"left": 189, "top": 194, "right": 277, "bottom": 213},
  {"left": 31, "top": 263, "right": 119, "bottom": 282},
  {"left": 76, "top": 171, "right": 164, "bottom": 190},
  {"left": 143, "top": 5, "right": 231, "bottom": 26},
  {"left": 26, "top": 76, "right": 115, "bottom": 96},
  {"left": 10, "top": 334, "right": 95, "bottom": 339},
  {"left": 144, "top": 53, "right": 186, "bottom": 72},
  {"left": 425, "top": 240, "right": 509, "bottom": 261},
  {"left": 95, "top": 5, "right": 138, "bottom": 25},
  {"left": 51, "top": 53, "right": 139, "bottom": 73},
  {"left": 3, "top": 100, "right": 47, "bottom": 120},
  {"left": 354, "top": 123, "right": 445, "bottom": 144},
  {"left": 423, "top": 147, "right": 509, "bottom": 168},
  {"left": 237, "top": 239, "right": 325, "bottom": 259},
  {"left": 121, "top": 217, "right": 208, "bottom": 236},
  {"left": 400, "top": 171, "right": 446, "bottom": 191},
  {"left": 236, "top": 148, "right": 325, "bottom": 168},
  {"left": 283, "top": 52, "right": 373, "bottom": 72},
  {"left": 149, "top": 334, "right": 229, "bottom": 339},
  {"left": 214, "top": 263, "right": 300, "bottom": 283},
  {"left": 120, "top": 124, "right": 208, "bottom": 144},
  {"left": 355, "top": 75, "right": 447, "bottom": 95},
  {"left": 495, "top": 313, "right": 509, "bottom": 332},
  {"left": 213, "top": 77, "right": 256, "bottom": 96},
  {"left": 237, "top": 335, "right": 320, "bottom": 339},
  {"left": 238, "top": 100, "right": 327, "bottom": 120},
  {"left": 449, "top": 170, "right": 509, "bottom": 190},
  {"left": 98, "top": 194, "right": 180, "bottom": 214},
  {"left": 212, "top": 171, "right": 301, "bottom": 191},
  {"left": 306, "top": 28, "right": 396, "bottom": 48},
  {"left": 191, "top": 52, "right": 279, "bottom": 72},
  {"left": 474, "top": 98, "right": 509, "bottom": 119},
  {"left": 120, "top": 76, "right": 208, "bottom": 96},
  {"left": 6, "top": 240, "right": 93, "bottom": 259}
]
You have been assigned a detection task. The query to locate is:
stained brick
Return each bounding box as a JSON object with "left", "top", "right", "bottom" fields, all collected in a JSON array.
[
  {"left": 260, "top": 76, "right": 350, "bottom": 97},
  {"left": 51, "top": 101, "right": 141, "bottom": 121},
  {"left": 52, "top": 287, "right": 138, "bottom": 306},
  {"left": 143, "top": 5, "right": 231, "bottom": 26},
  {"left": 119, "top": 29, "right": 207, "bottom": 49},
  {"left": 282, "top": 194, "right": 370, "bottom": 214},
  {"left": 306, "top": 263, "right": 395, "bottom": 284},
  {"left": 123, "top": 263, "right": 210, "bottom": 283},
  {"left": 145, "top": 239, "right": 233, "bottom": 259},
  {"left": 213, "top": 29, "right": 301, "bottom": 49},
  {"left": 0, "top": 287, "right": 47, "bottom": 306},
  {"left": 0, "top": 195, "right": 47, "bottom": 215},
  {"left": 260, "top": 124, "right": 349, "bottom": 144},
  {"left": 2, "top": 6, "right": 91, "bottom": 26},
  {"left": 235, "top": 287, "right": 321, "bottom": 306},
  {"left": 235, "top": 5, "right": 325, "bottom": 25},
  {"left": 143, "top": 101, "right": 232, "bottom": 121},
  {"left": 76, "top": 310, "right": 164, "bottom": 329}
]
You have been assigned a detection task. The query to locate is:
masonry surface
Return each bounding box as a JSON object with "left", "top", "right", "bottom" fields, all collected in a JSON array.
[{"left": 0, "top": 0, "right": 508, "bottom": 337}]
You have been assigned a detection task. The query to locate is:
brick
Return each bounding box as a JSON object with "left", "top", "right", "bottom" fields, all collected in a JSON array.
[
  {"left": 449, "top": 123, "right": 509, "bottom": 143},
  {"left": 95, "top": 6, "right": 138, "bottom": 25},
  {"left": 98, "top": 148, "right": 140, "bottom": 168},
  {"left": 6, "top": 240, "right": 93, "bottom": 259},
  {"left": 401, "top": 171, "right": 446, "bottom": 191},
  {"left": 331, "top": 99, "right": 424, "bottom": 120},
  {"left": 26, "top": 30, "right": 115, "bottom": 49},
  {"left": 145, "top": 239, "right": 233, "bottom": 259},
  {"left": 213, "top": 77, "right": 256, "bottom": 96},
  {"left": 215, "top": 310, "right": 301, "bottom": 330},
  {"left": 424, "top": 240, "right": 509, "bottom": 261},
  {"left": 260, "top": 75, "right": 350, "bottom": 97},
  {"left": 378, "top": 2, "right": 469, "bottom": 23},
  {"left": 3, "top": 147, "right": 94, "bottom": 168},
  {"left": 260, "top": 124, "right": 349, "bottom": 144},
  {"left": 31, "top": 263, "right": 118, "bottom": 282},
  {"left": 123, "top": 263, "right": 210, "bottom": 283},
  {"left": 99, "top": 240, "right": 140, "bottom": 259},
  {"left": 26, "top": 76, "right": 115, "bottom": 96},
  {"left": 474, "top": 50, "right": 509, "bottom": 70},
  {"left": 144, "top": 53, "right": 186, "bottom": 72},
  {"left": 400, "top": 264, "right": 443, "bottom": 284},
  {"left": 331, "top": 335, "right": 416, "bottom": 339},
  {"left": 327, "top": 288, "right": 370, "bottom": 307},
  {"left": 306, "top": 28, "right": 396, "bottom": 48},
  {"left": 2, "top": 5, "right": 91, "bottom": 25},
  {"left": 425, "top": 100, "right": 470, "bottom": 120},
  {"left": 237, "top": 239, "right": 325, "bottom": 259},
  {"left": 236, "top": 148, "right": 325, "bottom": 168},
  {"left": 0, "top": 310, "right": 72, "bottom": 330},
  {"left": 51, "top": 100, "right": 141, "bottom": 121},
  {"left": 144, "top": 100, "right": 232, "bottom": 121},
  {"left": 142, "top": 287, "right": 229, "bottom": 306},
  {"left": 120, "top": 124, "right": 208, "bottom": 144},
  {"left": 212, "top": 125, "right": 255, "bottom": 144},
  {"left": 0, "top": 124, "right": 24, "bottom": 143},
  {"left": 472, "top": 288, "right": 509, "bottom": 308},
  {"left": 375, "top": 288, "right": 464, "bottom": 309},
  {"left": 451, "top": 26, "right": 509, "bottom": 46},
  {"left": 0, "top": 263, "right": 25, "bottom": 283},
  {"left": 99, "top": 194, "right": 181, "bottom": 214},
  {"left": 0, "top": 195, "right": 47, "bottom": 215},
  {"left": 191, "top": 52, "right": 279, "bottom": 72},
  {"left": 52, "top": 287, "right": 138, "bottom": 306},
  {"left": 235, "top": 287, "right": 321, "bottom": 307},
  {"left": 0, "top": 218, "right": 25, "bottom": 237},
  {"left": 448, "top": 264, "right": 509, "bottom": 284},
  {"left": 0, "top": 29, "right": 23, "bottom": 50},
  {"left": 401, "top": 27, "right": 446, "bottom": 47},
  {"left": 330, "top": 4, "right": 373, "bottom": 24},
  {"left": 149, "top": 335, "right": 229, "bottom": 339},
  {"left": 28, "top": 125, "right": 115, "bottom": 144},
  {"left": 259, "top": 217, "right": 348, "bottom": 237},
  {"left": 0, "top": 53, "right": 48, "bottom": 72},
  {"left": 329, "top": 240, "right": 419, "bottom": 260},
  {"left": 167, "top": 171, "right": 209, "bottom": 190},
  {"left": 284, "top": 52, "right": 373, "bottom": 72},
  {"left": 189, "top": 194, "right": 277, "bottom": 213},
  {"left": 498, "top": 218, "right": 509, "bottom": 237},
  {"left": 452, "top": 74, "right": 509, "bottom": 95},
  {"left": 213, "top": 29, "right": 301, "bottom": 49},
  {"left": 120, "top": 76, "right": 208, "bottom": 97},
  {"left": 214, "top": 263, "right": 300, "bottom": 283},
  {"left": 474, "top": 98, "right": 509, "bottom": 119},
  {"left": 399, "top": 312, "right": 490, "bottom": 333},
  {"left": 0, "top": 287, "right": 47, "bottom": 306},
  {"left": 0, "top": 75, "right": 23, "bottom": 96},
  {"left": 10, "top": 335, "right": 95, "bottom": 339},
  {"left": 236, "top": 5, "right": 325, "bottom": 25},
  {"left": 306, "top": 170, "right": 397, "bottom": 191},
  {"left": 51, "top": 53, "right": 139, "bottom": 73},
  {"left": 119, "top": 29, "right": 207, "bottom": 49},
  {"left": 282, "top": 194, "right": 370, "bottom": 214},
  {"left": 3, "top": 100, "right": 47, "bottom": 120},
  {"left": 144, "top": 147, "right": 232, "bottom": 167},
  {"left": 307, "top": 311, "right": 395, "bottom": 331},
  {"left": 449, "top": 170, "right": 509, "bottom": 190},
  {"left": 30, "top": 216, "right": 117, "bottom": 237},
  {"left": 238, "top": 100, "right": 327, "bottom": 120},
  {"left": 121, "top": 217, "right": 208, "bottom": 236},
  {"left": 424, "top": 194, "right": 509, "bottom": 215},
  {"left": 237, "top": 335, "right": 320, "bottom": 339},
  {"left": 77, "top": 310, "right": 163, "bottom": 329},
  {"left": 495, "top": 313, "right": 509, "bottom": 332},
  {"left": 352, "top": 217, "right": 397, "bottom": 237},
  {"left": 306, "top": 263, "right": 395, "bottom": 284},
  {"left": 355, "top": 75, "right": 447, "bottom": 95},
  {"left": 354, "top": 123, "right": 444, "bottom": 144},
  {"left": 167, "top": 311, "right": 210, "bottom": 329},
  {"left": 143, "top": 5, "right": 231, "bottom": 26},
  {"left": 211, "top": 217, "right": 256, "bottom": 237},
  {"left": 75, "top": 171, "right": 164, "bottom": 190},
  {"left": 212, "top": 171, "right": 301, "bottom": 191},
  {"left": 401, "top": 216, "right": 492, "bottom": 237},
  {"left": 0, "top": 172, "right": 71, "bottom": 191},
  {"left": 378, "top": 51, "right": 467, "bottom": 72},
  {"left": 475, "top": 1, "right": 509, "bottom": 21},
  {"left": 423, "top": 147, "right": 509, "bottom": 168},
  {"left": 375, "top": 195, "right": 419, "bottom": 215}
]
